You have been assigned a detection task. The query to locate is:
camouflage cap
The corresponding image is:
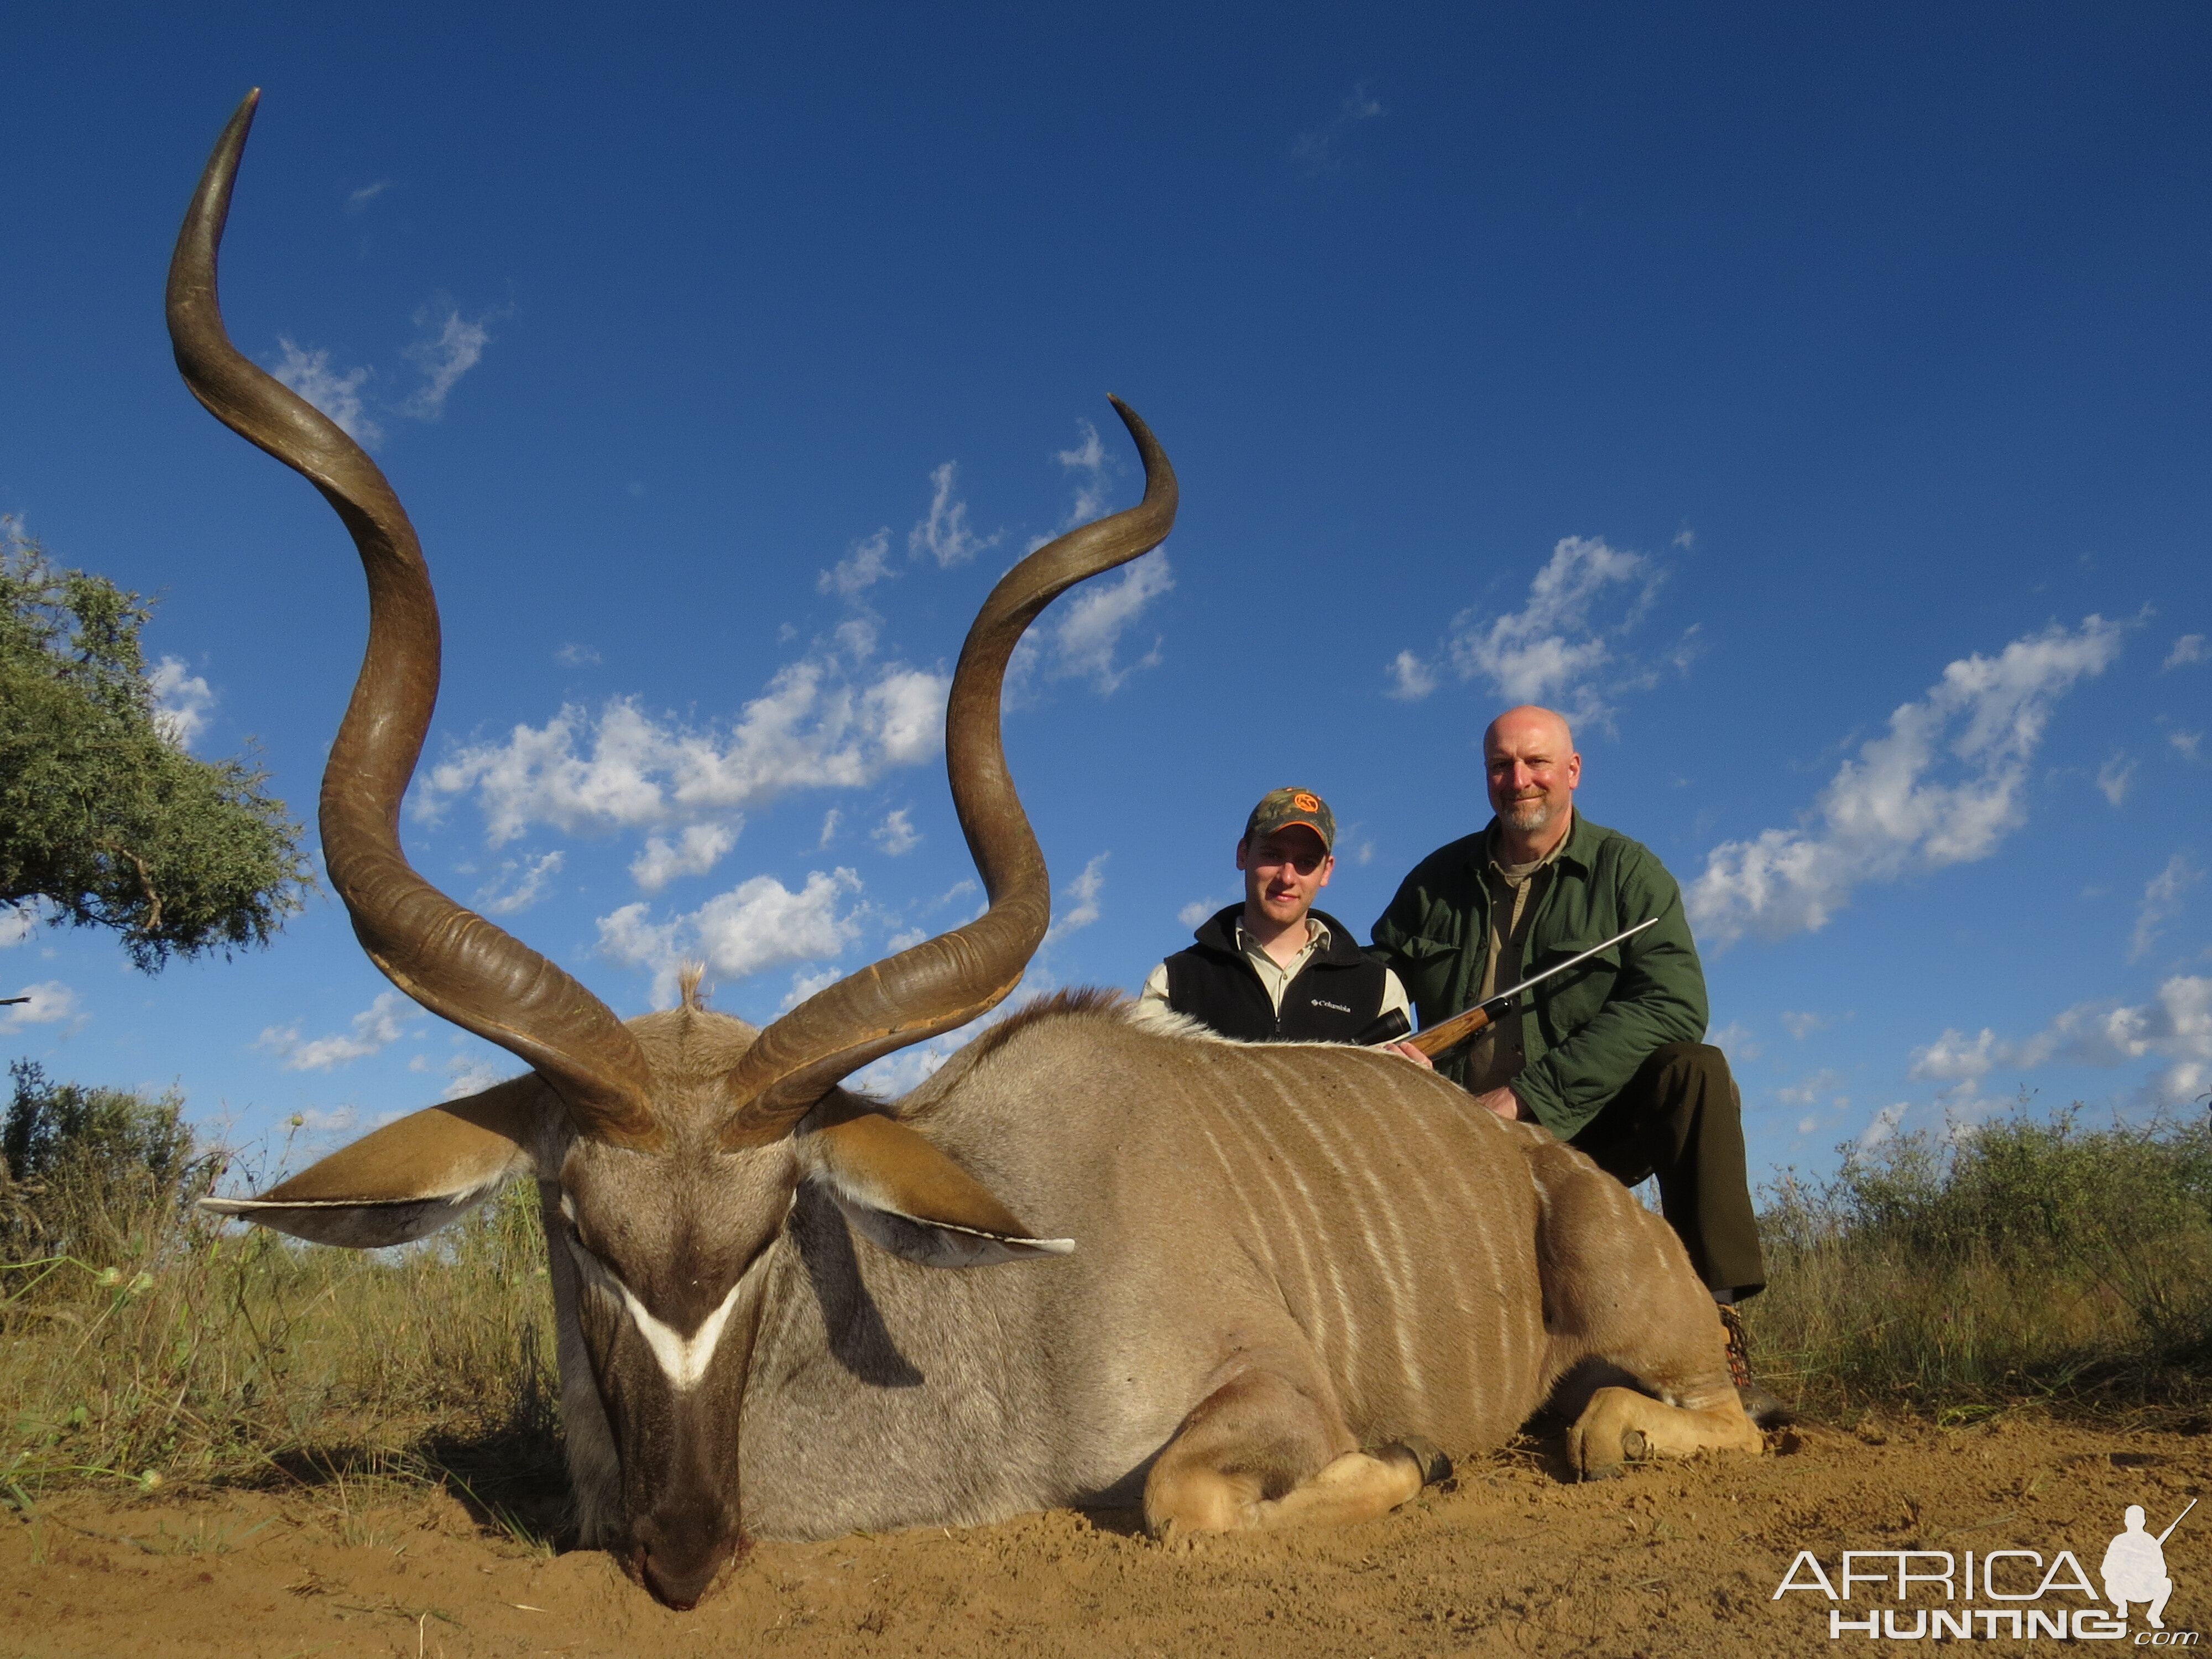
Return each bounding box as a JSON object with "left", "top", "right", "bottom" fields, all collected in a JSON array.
[{"left": 1243, "top": 787, "right": 1335, "bottom": 853}]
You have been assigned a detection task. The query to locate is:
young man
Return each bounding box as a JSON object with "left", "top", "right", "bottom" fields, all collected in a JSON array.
[
  {"left": 1369, "top": 706, "right": 1782, "bottom": 1418},
  {"left": 1142, "top": 787, "right": 1418, "bottom": 1048}
]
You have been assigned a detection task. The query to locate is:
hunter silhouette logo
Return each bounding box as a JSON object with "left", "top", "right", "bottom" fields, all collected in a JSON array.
[
  {"left": 2106, "top": 1501, "right": 2193, "bottom": 1631},
  {"left": 1770, "top": 1499, "right": 2198, "bottom": 1641}
]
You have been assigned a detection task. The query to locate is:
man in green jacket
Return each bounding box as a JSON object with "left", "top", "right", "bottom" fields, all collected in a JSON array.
[{"left": 1371, "top": 705, "right": 1777, "bottom": 1413}]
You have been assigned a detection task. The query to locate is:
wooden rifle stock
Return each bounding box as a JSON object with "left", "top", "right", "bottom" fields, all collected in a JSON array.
[
  {"left": 1373, "top": 917, "right": 1661, "bottom": 1060},
  {"left": 1402, "top": 1001, "right": 1494, "bottom": 1059}
]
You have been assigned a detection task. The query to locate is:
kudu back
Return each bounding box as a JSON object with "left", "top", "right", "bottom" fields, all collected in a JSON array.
[{"left": 176, "top": 93, "right": 1760, "bottom": 1611}]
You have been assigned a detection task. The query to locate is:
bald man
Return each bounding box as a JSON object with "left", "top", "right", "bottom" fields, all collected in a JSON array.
[{"left": 1371, "top": 705, "right": 1780, "bottom": 1418}]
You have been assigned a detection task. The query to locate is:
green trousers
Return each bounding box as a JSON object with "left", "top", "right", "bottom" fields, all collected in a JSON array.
[{"left": 1567, "top": 1042, "right": 1767, "bottom": 1300}]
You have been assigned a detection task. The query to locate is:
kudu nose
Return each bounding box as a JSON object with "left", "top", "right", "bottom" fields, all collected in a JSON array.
[{"left": 637, "top": 1533, "right": 736, "bottom": 1611}]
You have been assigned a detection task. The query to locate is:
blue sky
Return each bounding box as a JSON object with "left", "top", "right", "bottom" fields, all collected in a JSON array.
[{"left": 4, "top": 1, "right": 2207, "bottom": 1185}]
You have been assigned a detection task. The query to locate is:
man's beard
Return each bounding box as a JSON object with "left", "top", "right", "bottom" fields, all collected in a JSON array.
[{"left": 1500, "top": 796, "right": 1559, "bottom": 834}]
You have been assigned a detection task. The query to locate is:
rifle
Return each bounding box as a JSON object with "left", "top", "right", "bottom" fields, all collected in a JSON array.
[
  {"left": 2157, "top": 1499, "right": 2197, "bottom": 1545},
  {"left": 1378, "top": 916, "right": 1661, "bottom": 1059}
]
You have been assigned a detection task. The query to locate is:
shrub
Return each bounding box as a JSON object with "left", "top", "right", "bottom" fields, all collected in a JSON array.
[
  {"left": 1747, "top": 1107, "right": 2212, "bottom": 1415},
  {"left": 0, "top": 1074, "right": 558, "bottom": 1511}
]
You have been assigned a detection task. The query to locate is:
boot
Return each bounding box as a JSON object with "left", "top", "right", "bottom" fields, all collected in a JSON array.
[{"left": 1718, "top": 1302, "right": 1791, "bottom": 1427}]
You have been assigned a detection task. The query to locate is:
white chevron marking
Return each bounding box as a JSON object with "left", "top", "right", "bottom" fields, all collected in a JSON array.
[{"left": 565, "top": 1236, "right": 747, "bottom": 1392}]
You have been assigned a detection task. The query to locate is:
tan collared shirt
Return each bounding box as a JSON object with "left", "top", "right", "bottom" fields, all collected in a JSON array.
[
  {"left": 1141, "top": 914, "right": 1411, "bottom": 1024},
  {"left": 1464, "top": 820, "right": 1571, "bottom": 1095}
]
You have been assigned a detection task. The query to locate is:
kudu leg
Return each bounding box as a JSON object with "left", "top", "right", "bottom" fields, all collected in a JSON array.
[
  {"left": 1526, "top": 1139, "right": 1765, "bottom": 1481},
  {"left": 1142, "top": 1369, "right": 1441, "bottom": 1537}
]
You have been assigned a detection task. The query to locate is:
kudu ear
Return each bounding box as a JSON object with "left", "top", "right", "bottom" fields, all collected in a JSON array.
[
  {"left": 806, "top": 1106, "right": 1073, "bottom": 1269},
  {"left": 201, "top": 1075, "right": 557, "bottom": 1248}
]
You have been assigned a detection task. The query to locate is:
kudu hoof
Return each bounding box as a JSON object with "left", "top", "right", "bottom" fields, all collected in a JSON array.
[{"left": 1394, "top": 1436, "right": 1453, "bottom": 1486}]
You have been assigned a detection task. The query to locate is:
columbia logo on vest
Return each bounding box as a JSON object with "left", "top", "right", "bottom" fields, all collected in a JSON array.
[{"left": 1310, "top": 999, "right": 1352, "bottom": 1014}]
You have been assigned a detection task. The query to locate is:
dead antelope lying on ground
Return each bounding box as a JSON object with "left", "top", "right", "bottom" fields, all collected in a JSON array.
[{"left": 179, "top": 92, "right": 1762, "bottom": 1611}]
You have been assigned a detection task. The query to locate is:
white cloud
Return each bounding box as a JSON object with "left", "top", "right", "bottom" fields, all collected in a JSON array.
[
  {"left": 909, "top": 463, "right": 998, "bottom": 568},
  {"left": 1391, "top": 536, "right": 1666, "bottom": 726},
  {"left": 1779, "top": 1011, "right": 1831, "bottom": 1041},
  {"left": 1291, "top": 80, "right": 1385, "bottom": 175},
  {"left": 258, "top": 989, "right": 418, "bottom": 1071},
  {"left": 2164, "top": 634, "right": 2206, "bottom": 670},
  {"left": 2131, "top": 853, "right": 2203, "bottom": 963},
  {"left": 821, "top": 528, "right": 896, "bottom": 597},
  {"left": 629, "top": 823, "right": 738, "bottom": 893},
  {"left": 1037, "top": 551, "right": 1173, "bottom": 694},
  {"left": 1449, "top": 537, "right": 1653, "bottom": 712},
  {"left": 882, "top": 927, "right": 927, "bottom": 952},
  {"left": 410, "top": 1050, "right": 503, "bottom": 1102},
  {"left": 1775, "top": 1068, "right": 1845, "bottom": 1107},
  {"left": 2098, "top": 752, "right": 2137, "bottom": 807},
  {"left": 290, "top": 1105, "right": 360, "bottom": 1137},
  {"left": 1045, "top": 854, "right": 1108, "bottom": 946},
  {"left": 1860, "top": 1104, "right": 1908, "bottom": 1150},
  {"left": 1177, "top": 897, "right": 1222, "bottom": 929},
  {"left": 598, "top": 868, "right": 864, "bottom": 1004},
  {"left": 871, "top": 808, "right": 920, "bottom": 856},
  {"left": 422, "top": 654, "right": 949, "bottom": 845},
  {"left": 1385, "top": 650, "right": 1438, "bottom": 702},
  {"left": 817, "top": 808, "right": 842, "bottom": 849},
  {"left": 476, "top": 850, "right": 565, "bottom": 916},
  {"left": 1053, "top": 420, "right": 1113, "bottom": 531},
  {"left": 399, "top": 305, "right": 493, "bottom": 421},
  {"left": 1708, "top": 1020, "right": 1761, "bottom": 1063},
  {"left": 779, "top": 964, "right": 846, "bottom": 1011},
  {"left": 2172, "top": 729, "right": 2204, "bottom": 761},
  {"left": 831, "top": 855, "right": 1097, "bottom": 1095},
  {"left": 2, "top": 981, "right": 77, "bottom": 1029},
  {"left": 1908, "top": 1025, "right": 2000, "bottom": 1084},
  {"left": 1688, "top": 615, "right": 2125, "bottom": 948},
  {"left": 147, "top": 656, "right": 215, "bottom": 749},
  {"left": 1911, "top": 974, "right": 2212, "bottom": 1105},
  {"left": 270, "top": 340, "right": 382, "bottom": 446},
  {"left": 848, "top": 1025, "right": 977, "bottom": 1097},
  {"left": 0, "top": 904, "right": 43, "bottom": 950},
  {"left": 346, "top": 180, "right": 391, "bottom": 213},
  {"left": 555, "top": 642, "right": 601, "bottom": 667}
]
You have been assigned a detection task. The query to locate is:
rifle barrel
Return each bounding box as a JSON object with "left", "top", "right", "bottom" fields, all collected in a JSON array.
[
  {"left": 1398, "top": 916, "right": 1660, "bottom": 1060},
  {"left": 2157, "top": 1498, "right": 2197, "bottom": 1545}
]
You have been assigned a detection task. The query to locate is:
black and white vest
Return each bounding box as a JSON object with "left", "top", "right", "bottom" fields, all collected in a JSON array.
[{"left": 1162, "top": 906, "right": 1392, "bottom": 1044}]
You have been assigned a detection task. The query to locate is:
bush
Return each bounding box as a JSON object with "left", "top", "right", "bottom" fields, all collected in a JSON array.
[
  {"left": 1, "top": 1060, "right": 210, "bottom": 1268},
  {"left": 0, "top": 1074, "right": 559, "bottom": 1512},
  {"left": 1747, "top": 1107, "right": 2212, "bottom": 1416}
]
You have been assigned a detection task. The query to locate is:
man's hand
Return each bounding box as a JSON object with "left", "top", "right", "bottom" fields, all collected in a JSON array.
[
  {"left": 1385, "top": 1040, "right": 1434, "bottom": 1070},
  {"left": 1473, "top": 1086, "right": 1526, "bottom": 1120}
]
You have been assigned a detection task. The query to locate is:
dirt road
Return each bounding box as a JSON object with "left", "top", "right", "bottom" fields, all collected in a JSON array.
[{"left": 5, "top": 1417, "right": 2206, "bottom": 1657}]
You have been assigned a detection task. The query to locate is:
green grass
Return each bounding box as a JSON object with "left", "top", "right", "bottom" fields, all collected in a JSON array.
[
  {"left": 1742, "top": 1106, "right": 2212, "bottom": 1418},
  {"left": 1, "top": 1066, "right": 560, "bottom": 1517}
]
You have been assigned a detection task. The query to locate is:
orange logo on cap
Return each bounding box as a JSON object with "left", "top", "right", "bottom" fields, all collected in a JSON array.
[{"left": 1292, "top": 792, "right": 1322, "bottom": 813}]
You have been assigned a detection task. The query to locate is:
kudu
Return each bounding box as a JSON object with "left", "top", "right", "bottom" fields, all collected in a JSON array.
[{"left": 179, "top": 93, "right": 1761, "bottom": 1611}]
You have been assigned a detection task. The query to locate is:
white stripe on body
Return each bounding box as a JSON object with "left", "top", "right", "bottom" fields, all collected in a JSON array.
[
  {"left": 1248, "top": 1052, "right": 1430, "bottom": 1404},
  {"left": 1206, "top": 1063, "right": 1365, "bottom": 1368}
]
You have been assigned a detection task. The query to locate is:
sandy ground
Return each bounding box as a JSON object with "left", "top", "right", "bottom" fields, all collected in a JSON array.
[{"left": 5, "top": 1417, "right": 2209, "bottom": 1658}]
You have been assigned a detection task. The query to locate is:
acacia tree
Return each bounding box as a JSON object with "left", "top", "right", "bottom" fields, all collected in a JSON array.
[{"left": 0, "top": 523, "right": 310, "bottom": 969}]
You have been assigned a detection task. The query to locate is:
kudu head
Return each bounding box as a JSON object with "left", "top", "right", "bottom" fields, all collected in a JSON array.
[{"left": 174, "top": 93, "right": 1176, "bottom": 1610}]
